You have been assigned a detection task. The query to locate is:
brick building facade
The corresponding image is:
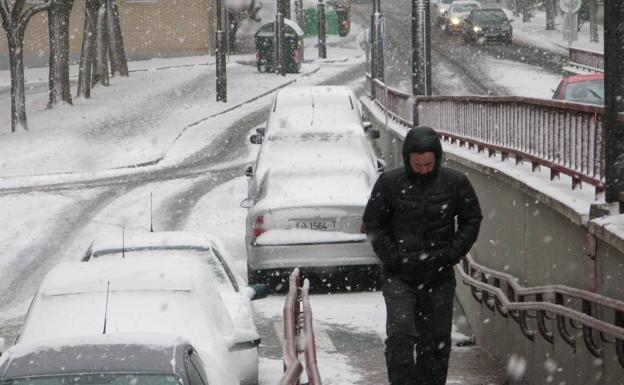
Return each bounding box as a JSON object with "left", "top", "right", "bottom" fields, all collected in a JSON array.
[{"left": 0, "top": 0, "right": 217, "bottom": 68}]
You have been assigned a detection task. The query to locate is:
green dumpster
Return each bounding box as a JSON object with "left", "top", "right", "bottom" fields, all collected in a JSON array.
[{"left": 303, "top": 6, "right": 340, "bottom": 37}]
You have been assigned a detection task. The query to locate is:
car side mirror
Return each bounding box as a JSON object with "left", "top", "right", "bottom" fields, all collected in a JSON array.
[
  {"left": 376, "top": 158, "right": 386, "bottom": 173},
  {"left": 362, "top": 121, "right": 372, "bottom": 133},
  {"left": 0, "top": 337, "right": 6, "bottom": 356},
  {"left": 370, "top": 128, "right": 380, "bottom": 139},
  {"left": 250, "top": 134, "right": 263, "bottom": 145},
  {"left": 240, "top": 197, "right": 254, "bottom": 208},
  {"left": 227, "top": 329, "right": 261, "bottom": 352},
  {"left": 244, "top": 165, "right": 254, "bottom": 177},
  {"left": 255, "top": 126, "right": 266, "bottom": 135},
  {"left": 245, "top": 284, "right": 268, "bottom": 300}
]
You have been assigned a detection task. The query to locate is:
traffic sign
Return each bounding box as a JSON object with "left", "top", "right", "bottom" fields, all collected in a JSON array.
[{"left": 560, "top": 0, "right": 581, "bottom": 13}]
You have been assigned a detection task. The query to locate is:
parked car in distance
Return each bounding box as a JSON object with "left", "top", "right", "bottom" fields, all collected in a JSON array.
[
  {"left": 444, "top": 0, "right": 481, "bottom": 34},
  {"left": 14, "top": 257, "right": 262, "bottom": 385},
  {"left": 552, "top": 72, "right": 604, "bottom": 106},
  {"left": 463, "top": 8, "right": 513, "bottom": 45},
  {"left": 0, "top": 334, "right": 231, "bottom": 385},
  {"left": 249, "top": 86, "right": 374, "bottom": 145}
]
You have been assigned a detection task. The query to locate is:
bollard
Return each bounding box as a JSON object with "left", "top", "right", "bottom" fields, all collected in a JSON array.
[{"left": 318, "top": 1, "right": 327, "bottom": 59}]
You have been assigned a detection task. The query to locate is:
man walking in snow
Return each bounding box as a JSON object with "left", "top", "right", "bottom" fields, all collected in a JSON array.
[{"left": 363, "top": 126, "right": 483, "bottom": 385}]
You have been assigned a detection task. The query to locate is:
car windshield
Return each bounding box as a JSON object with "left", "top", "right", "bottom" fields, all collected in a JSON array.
[
  {"left": 452, "top": 4, "right": 478, "bottom": 13},
  {"left": 564, "top": 80, "right": 604, "bottom": 105},
  {"left": 473, "top": 10, "right": 508, "bottom": 23},
  {"left": 0, "top": 373, "right": 181, "bottom": 385}
]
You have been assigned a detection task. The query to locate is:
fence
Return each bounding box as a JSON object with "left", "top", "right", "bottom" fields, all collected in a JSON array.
[
  {"left": 279, "top": 268, "right": 322, "bottom": 385},
  {"left": 366, "top": 74, "right": 613, "bottom": 197},
  {"left": 568, "top": 47, "right": 605, "bottom": 73}
]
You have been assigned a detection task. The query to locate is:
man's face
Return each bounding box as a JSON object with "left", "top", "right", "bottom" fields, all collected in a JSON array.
[{"left": 409, "top": 152, "right": 436, "bottom": 174}]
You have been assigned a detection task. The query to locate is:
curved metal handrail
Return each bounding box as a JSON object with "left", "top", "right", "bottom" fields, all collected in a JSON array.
[
  {"left": 279, "top": 269, "right": 323, "bottom": 385},
  {"left": 459, "top": 254, "right": 624, "bottom": 366}
]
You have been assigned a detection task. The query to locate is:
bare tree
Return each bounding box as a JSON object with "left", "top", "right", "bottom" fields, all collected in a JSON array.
[
  {"left": 77, "top": 0, "right": 100, "bottom": 98},
  {"left": 589, "top": 0, "right": 598, "bottom": 42},
  {"left": 0, "top": 0, "right": 53, "bottom": 132},
  {"left": 106, "top": 0, "right": 127, "bottom": 76},
  {"left": 77, "top": 0, "right": 127, "bottom": 98},
  {"left": 228, "top": 0, "right": 262, "bottom": 53},
  {"left": 47, "top": 0, "right": 74, "bottom": 108}
]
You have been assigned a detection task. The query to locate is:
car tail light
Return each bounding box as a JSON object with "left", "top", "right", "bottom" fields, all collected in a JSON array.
[
  {"left": 360, "top": 223, "right": 366, "bottom": 234},
  {"left": 253, "top": 215, "right": 267, "bottom": 239}
]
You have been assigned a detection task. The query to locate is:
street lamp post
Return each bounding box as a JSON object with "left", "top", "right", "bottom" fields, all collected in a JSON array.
[
  {"left": 215, "top": 0, "right": 227, "bottom": 102},
  {"left": 412, "top": 0, "right": 432, "bottom": 125},
  {"left": 604, "top": 0, "right": 624, "bottom": 206},
  {"left": 370, "top": 0, "right": 384, "bottom": 97},
  {"left": 275, "top": 12, "right": 286, "bottom": 76}
]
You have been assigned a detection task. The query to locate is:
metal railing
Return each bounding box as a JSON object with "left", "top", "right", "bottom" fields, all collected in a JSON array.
[
  {"left": 365, "top": 74, "right": 614, "bottom": 197},
  {"left": 279, "top": 269, "right": 322, "bottom": 385},
  {"left": 458, "top": 253, "right": 624, "bottom": 368},
  {"left": 569, "top": 47, "right": 604, "bottom": 73}
]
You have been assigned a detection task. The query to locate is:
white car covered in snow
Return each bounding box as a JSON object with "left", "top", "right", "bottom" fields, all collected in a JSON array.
[
  {"left": 444, "top": 0, "right": 481, "bottom": 34},
  {"left": 243, "top": 127, "right": 382, "bottom": 289},
  {"left": 79, "top": 230, "right": 265, "bottom": 385},
  {"left": 14, "top": 256, "right": 263, "bottom": 385}
]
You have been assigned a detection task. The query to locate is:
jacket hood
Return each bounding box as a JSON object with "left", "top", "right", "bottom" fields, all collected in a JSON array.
[{"left": 402, "top": 126, "right": 443, "bottom": 181}]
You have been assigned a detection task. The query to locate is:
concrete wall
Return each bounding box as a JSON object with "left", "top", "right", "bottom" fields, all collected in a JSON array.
[{"left": 362, "top": 97, "right": 624, "bottom": 385}]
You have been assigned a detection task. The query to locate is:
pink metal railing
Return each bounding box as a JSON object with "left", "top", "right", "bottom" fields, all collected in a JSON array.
[
  {"left": 365, "top": 74, "right": 616, "bottom": 196},
  {"left": 279, "top": 269, "right": 322, "bottom": 385},
  {"left": 569, "top": 47, "right": 604, "bottom": 72},
  {"left": 458, "top": 253, "right": 624, "bottom": 368}
]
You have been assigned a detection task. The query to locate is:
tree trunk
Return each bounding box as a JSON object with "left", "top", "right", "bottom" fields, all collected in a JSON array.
[
  {"left": 93, "top": 3, "right": 109, "bottom": 86},
  {"left": 9, "top": 34, "right": 27, "bottom": 132},
  {"left": 589, "top": 0, "right": 598, "bottom": 42},
  {"left": 47, "top": 0, "right": 74, "bottom": 108},
  {"left": 545, "top": 0, "right": 555, "bottom": 30},
  {"left": 106, "top": 0, "right": 128, "bottom": 76},
  {"left": 77, "top": 0, "right": 101, "bottom": 98}
]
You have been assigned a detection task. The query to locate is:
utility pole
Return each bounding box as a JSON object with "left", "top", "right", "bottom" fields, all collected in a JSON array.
[
  {"left": 412, "top": 0, "right": 432, "bottom": 126},
  {"left": 370, "top": 0, "right": 384, "bottom": 97},
  {"left": 215, "top": 0, "right": 227, "bottom": 102},
  {"left": 318, "top": 0, "right": 327, "bottom": 59},
  {"left": 604, "top": 0, "right": 624, "bottom": 205},
  {"left": 275, "top": 12, "right": 286, "bottom": 76},
  {"left": 278, "top": 0, "right": 290, "bottom": 19}
]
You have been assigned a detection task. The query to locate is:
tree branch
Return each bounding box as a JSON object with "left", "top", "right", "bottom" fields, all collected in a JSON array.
[{"left": 17, "top": 0, "right": 53, "bottom": 39}]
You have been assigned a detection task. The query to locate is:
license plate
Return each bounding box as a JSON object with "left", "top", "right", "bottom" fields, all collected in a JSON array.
[{"left": 293, "top": 220, "right": 338, "bottom": 231}]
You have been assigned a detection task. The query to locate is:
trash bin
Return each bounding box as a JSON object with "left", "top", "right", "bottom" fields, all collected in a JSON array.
[
  {"left": 303, "top": 5, "right": 341, "bottom": 36},
  {"left": 255, "top": 18, "right": 305, "bottom": 73}
]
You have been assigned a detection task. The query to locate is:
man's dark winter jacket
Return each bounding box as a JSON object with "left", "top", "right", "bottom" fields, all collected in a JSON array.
[{"left": 363, "top": 126, "right": 483, "bottom": 287}]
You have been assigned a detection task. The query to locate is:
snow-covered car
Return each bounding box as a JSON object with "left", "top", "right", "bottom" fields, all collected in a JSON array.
[
  {"left": 79, "top": 231, "right": 265, "bottom": 385},
  {"left": 0, "top": 334, "right": 227, "bottom": 385},
  {"left": 462, "top": 8, "right": 513, "bottom": 45},
  {"left": 552, "top": 73, "right": 604, "bottom": 106},
  {"left": 242, "top": 129, "right": 382, "bottom": 288},
  {"left": 13, "top": 257, "right": 262, "bottom": 385},
  {"left": 248, "top": 86, "right": 375, "bottom": 145},
  {"left": 444, "top": 0, "right": 481, "bottom": 34}
]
